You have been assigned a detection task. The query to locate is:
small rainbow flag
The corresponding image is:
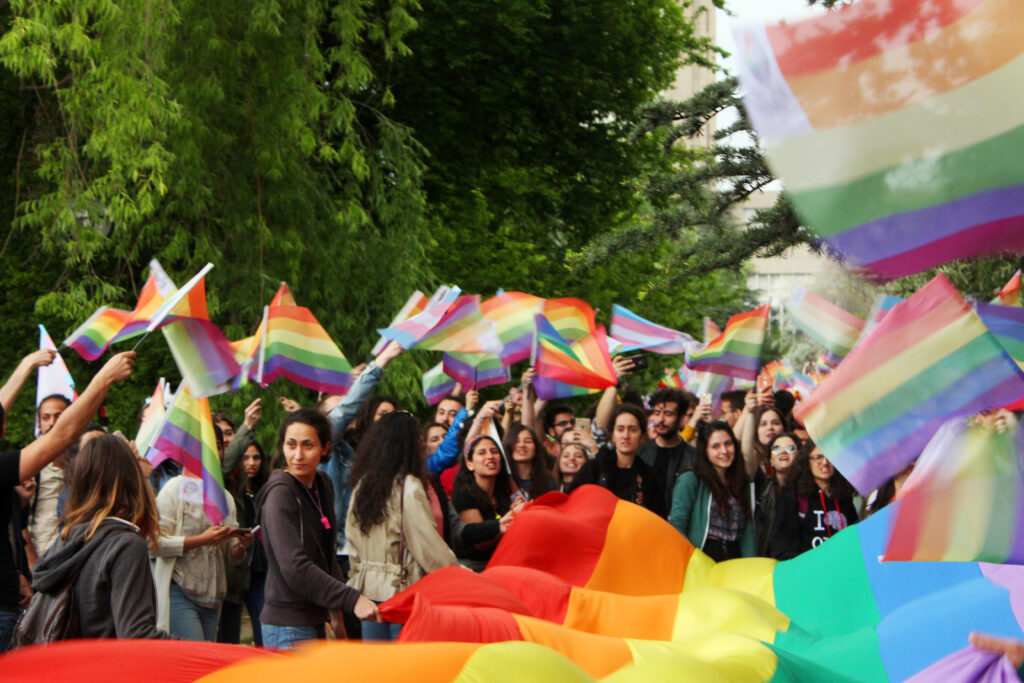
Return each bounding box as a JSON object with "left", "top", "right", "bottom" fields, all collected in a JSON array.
[
  {"left": 146, "top": 382, "right": 230, "bottom": 524},
  {"left": 542, "top": 298, "right": 596, "bottom": 341},
  {"left": 481, "top": 291, "right": 545, "bottom": 366},
  {"left": 377, "top": 285, "right": 461, "bottom": 349},
  {"left": 532, "top": 314, "right": 616, "bottom": 400},
  {"left": 787, "top": 286, "right": 865, "bottom": 358},
  {"left": 884, "top": 417, "right": 1024, "bottom": 564},
  {"left": 258, "top": 304, "right": 353, "bottom": 395},
  {"left": 422, "top": 362, "right": 457, "bottom": 405},
  {"left": 992, "top": 270, "right": 1022, "bottom": 306},
  {"left": 413, "top": 295, "right": 502, "bottom": 354},
  {"left": 229, "top": 282, "right": 296, "bottom": 389},
  {"left": 36, "top": 324, "right": 76, "bottom": 406},
  {"left": 685, "top": 305, "right": 769, "bottom": 381},
  {"left": 144, "top": 263, "right": 214, "bottom": 332},
  {"left": 795, "top": 274, "right": 1024, "bottom": 495},
  {"left": 372, "top": 290, "right": 428, "bottom": 355},
  {"left": 609, "top": 305, "right": 695, "bottom": 355},
  {"left": 657, "top": 368, "right": 685, "bottom": 390},
  {"left": 135, "top": 378, "right": 168, "bottom": 456},
  {"left": 442, "top": 352, "right": 509, "bottom": 391},
  {"left": 732, "top": 0, "right": 1024, "bottom": 279}
]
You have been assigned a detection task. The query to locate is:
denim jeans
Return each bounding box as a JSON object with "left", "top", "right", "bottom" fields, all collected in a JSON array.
[
  {"left": 360, "top": 619, "right": 402, "bottom": 641},
  {"left": 261, "top": 623, "right": 324, "bottom": 650},
  {"left": 169, "top": 581, "right": 221, "bottom": 642},
  {"left": 243, "top": 571, "right": 266, "bottom": 647},
  {"left": 0, "top": 608, "right": 19, "bottom": 652}
]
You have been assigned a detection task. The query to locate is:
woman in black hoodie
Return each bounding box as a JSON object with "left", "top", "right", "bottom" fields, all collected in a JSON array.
[
  {"left": 256, "top": 409, "right": 379, "bottom": 649},
  {"left": 29, "top": 434, "right": 165, "bottom": 640}
]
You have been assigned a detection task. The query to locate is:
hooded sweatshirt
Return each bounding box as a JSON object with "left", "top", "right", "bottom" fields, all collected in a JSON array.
[
  {"left": 256, "top": 470, "right": 360, "bottom": 626},
  {"left": 31, "top": 518, "right": 166, "bottom": 639}
]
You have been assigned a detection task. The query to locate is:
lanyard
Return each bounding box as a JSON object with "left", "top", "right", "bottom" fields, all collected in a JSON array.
[
  {"left": 302, "top": 479, "right": 331, "bottom": 531},
  {"left": 818, "top": 490, "right": 844, "bottom": 537}
]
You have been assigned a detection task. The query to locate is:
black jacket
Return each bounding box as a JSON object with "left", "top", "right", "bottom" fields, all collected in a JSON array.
[
  {"left": 771, "top": 486, "right": 859, "bottom": 560},
  {"left": 636, "top": 439, "right": 695, "bottom": 512},
  {"left": 569, "top": 449, "right": 666, "bottom": 518}
]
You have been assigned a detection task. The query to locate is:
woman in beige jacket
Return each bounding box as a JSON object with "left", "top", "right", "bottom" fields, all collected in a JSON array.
[{"left": 346, "top": 411, "right": 458, "bottom": 640}]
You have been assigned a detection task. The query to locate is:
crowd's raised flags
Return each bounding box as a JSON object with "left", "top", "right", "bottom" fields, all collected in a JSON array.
[
  {"left": 993, "top": 269, "right": 1023, "bottom": 306},
  {"left": 144, "top": 263, "right": 214, "bottom": 333},
  {"left": 36, "top": 324, "right": 76, "bottom": 407},
  {"left": 657, "top": 368, "right": 685, "bottom": 390},
  {"left": 542, "top": 297, "right": 596, "bottom": 341},
  {"left": 609, "top": 305, "right": 695, "bottom": 355},
  {"left": 371, "top": 290, "right": 429, "bottom": 355},
  {"left": 787, "top": 285, "right": 865, "bottom": 358},
  {"left": 412, "top": 295, "right": 502, "bottom": 354},
  {"left": 377, "top": 285, "right": 461, "bottom": 349},
  {"left": 146, "top": 383, "right": 230, "bottom": 525},
  {"left": 684, "top": 305, "right": 769, "bottom": 381},
  {"left": 884, "top": 418, "right": 1024, "bottom": 564},
  {"left": 442, "top": 352, "right": 509, "bottom": 391},
  {"left": 732, "top": 0, "right": 1024, "bottom": 280},
  {"left": 421, "top": 362, "right": 457, "bottom": 405},
  {"left": 134, "top": 378, "right": 168, "bottom": 456},
  {"left": 854, "top": 294, "right": 905, "bottom": 348},
  {"left": 229, "top": 283, "right": 297, "bottom": 389},
  {"left": 795, "top": 274, "right": 1024, "bottom": 495},
  {"left": 975, "top": 302, "right": 1024, "bottom": 370},
  {"left": 532, "top": 315, "right": 616, "bottom": 400},
  {"left": 702, "top": 316, "right": 721, "bottom": 344},
  {"left": 256, "top": 303, "right": 353, "bottom": 396},
  {"left": 481, "top": 291, "right": 546, "bottom": 366}
]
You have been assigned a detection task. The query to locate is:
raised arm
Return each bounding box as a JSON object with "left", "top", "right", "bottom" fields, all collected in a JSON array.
[
  {"left": 223, "top": 398, "right": 261, "bottom": 476},
  {"left": 0, "top": 349, "right": 56, "bottom": 412},
  {"left": 594, "top": 356, "right": 633, "bottom": 433},
  {"left": 738, "top": 390, "right": 760, "bottom": 479},
  {"left": 519, "top": 368, "right": 540, "bottom": 435},
  {"left": 326, "top": 341, "right": 402, "bottom": 440}
]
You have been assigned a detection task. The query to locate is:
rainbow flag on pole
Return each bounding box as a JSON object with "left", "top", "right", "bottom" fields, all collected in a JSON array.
[
  {"left": 609, "top": 305, "right": 694, "bottom": 355},
  {"left": 684, "top": 305, "right": 769, "bottom": 381},
  {"left": 442, "top": 352, "right": 509, "bottom": 391},
  {"left": 795, "top": 274, "right": 1024, "bottom": 495},
  {"left": 884, "top": 417, "right": 1024, "bottom": 564},
  {"left": 993, "top": 270, "right": 1023, "bottom": 306},
  {"left": 542, "top": 298, "right": 596, "bottom": 341},
  {"left": 413, "top": 295, "right": 502, "bottom": 354},
  {"left": 733, "top": 0, "right": 1024, "bottom": 280},
  {"left": 372, "top": 290, "right": 428, "bottom": 355},
  {"left": 422, "top": 362, "right": 457, "bottom": 405},
  {"left": 481, "top": 291, "right": 545, "bottom": 366},
  {"left": 146, "top": 383, "right": 230, "bottom": 524},
  {"left": 257, "top": 304, "right": 353, "bottom": 395},
  {"left": 787, "top": 286, "right": 865, "bottom": 358},
  {"left": 378, "top": 286, "right": 461, "bottom": 349},
  {"left": 532, "top": 315, "right": 616, "bottom": 400}
]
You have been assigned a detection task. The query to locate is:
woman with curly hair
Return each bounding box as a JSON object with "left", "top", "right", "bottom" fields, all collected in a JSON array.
[
  {"left": 346, "top": 411, "right": 458, "bottom": 640},
  {"left": 771, "top": 439, "right": 859, "bottom": 560},
  {"left": 503, "top": 424, "right": 554, "bottom": 498},
  {"left": 668, "top": 421, "right": 755, "bottom": 560},
  {"left": 451, "top": 435, "right": 522, "bottom": 571}
]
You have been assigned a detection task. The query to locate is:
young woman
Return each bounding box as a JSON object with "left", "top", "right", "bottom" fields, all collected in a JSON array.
[
  {"left": 346, "top": 412, "right": 458, "bottom": 640},
  {"left": 218, "top": 442, "right": 270, "bottom": 646},
  {"left": 771, "top": 440, "right": 859, "bottom": 559},
  {"left": 754, "top": 432, "right": 800, "bottom": 557},
  {"left": 502, "top": 425, "right": 554, "bottom": 498},
  {"left": 752, "top": 406, "right": 785, "bottom": 474},
  {"left": 29, "top": 434, "right": 166, "bottom": 639},
  {"left": 256, "top": 409, "right": 379, "bottom": 649},
  {"left": 668, "top": 421, "right": 755, "bottom": 560},
  {"left": 553, "top": 442, "right": 587, "bottom": 492},
  {"left": 451, "top": 435, "right": 522, "bottom": 571}
]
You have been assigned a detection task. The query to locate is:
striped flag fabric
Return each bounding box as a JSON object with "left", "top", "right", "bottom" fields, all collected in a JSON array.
[
  {"left": 854, "top": 294, "right": 905, "bottom": 348},
  {"left": 372, "top": 290, "right": 429, "bottom": 355},
  {"left": 146, "top": 382, "right": 230, "bottom": 524},
  {"left": 732, "top": 0, "right": 1024, "bottom": 279},
  {"left": 413, "top": 295, "right": 503, "bottom": 354},
  {"left": 684, "top": 305, "right": 769, "bottom": 381},
  {"left": 542, "top": 298, "right": 596, "bottom": 341},
  {"left": 787, "top": 285, "right": 865, "bottom": 358},
  {"left": 36, "top": 324, "right": 76, "bottom": 406},
  {"left": 442, "top": 352, "right": 509, "bottom": 391},
  {"left": 532, "top": 315, "right": 616, "bottom": 400},
  {"left": 993, "top": 269, "right": 1022, "bottom": 306},
  {"left": 794, "top": 274, "right": 1024, "bottom": 495},
  {"left": 702, "top": 316, "right": 721, "bottom": 344},
  {"left": 257, "top": 304, "right": 353, "bottom": 396},
  {"left": 377, "top": 285, "right": 461, "bottom": 349},
  {"left": 657, "top": 368, "right": 685, "bottom": 390},
  {"left": 422, "top": 362, "right": 457, "bottom": 405},
  {"left": 975, "top": 302, "right": 1024, "bottom": 369},
  {"left": 609, "top": 305, "right": 695, "bottom": 355},
  {"left": 134, "top": 378, "right": 168, "bottom": 456},
  {"left": 481, "top": 291, "right": 545, "bottom": 366},
  {"left": 229, "top": 282, "right": 297, "bottom": 389},
  {"left": 144, "top": 263, "right": 214, "bottom": 332},
  {"left": 884, "top": 417, "right": 1024, "bottom": 564}
]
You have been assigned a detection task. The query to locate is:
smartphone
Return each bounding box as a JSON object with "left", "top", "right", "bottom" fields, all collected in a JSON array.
[
  {"left": 229, "top": 527, "right": 253, "bottom": 537},
  {"left": 700, "top": 393, "right": 711, "bottom": 406},
  {"left": 574, "top": 417, "right": 591, "bottom": 433},
  {"left": 759, "top": 374, "right": 771, "bottom": 390},
  {"left": 621, "top": 352, "right": 649, "bottom": 370}
]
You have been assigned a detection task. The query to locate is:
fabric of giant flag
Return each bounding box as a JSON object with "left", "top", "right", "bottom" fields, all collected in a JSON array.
[
  {"left": 795, "top": 274, "right": 1024, "bottom": 495},
  {"left": 7, "top": 486, "right": 1022, "bottom": 681},
  {"left": 732, "top": 0, "right": 1024, "bottom": 280}
]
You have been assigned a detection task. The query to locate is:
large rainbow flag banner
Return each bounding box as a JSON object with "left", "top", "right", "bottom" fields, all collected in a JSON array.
[
  {"left": 442, "top": 352, "right": 509, "bottom": 391},
  {"left": 732, "top": 0, "right": 1024, "bottom": 280},
  {"left": 795, "top": 274, "right": 1024, "bottom": 495},
  {"left": 609, "top": 305, "right": 694, "bottom": 355},
  {"left": 884, "top": 417, "right": 1024, "bottom": 564},
  {"left": 685, "top": 305, "right": 769, "bottom": 381},
  {"left": 786, "top": 286, "right": 865, "bottom": 358},
  {"left": 257, "top": 303, "right": 353, "bottom": 396},
  {"left": 481, "top": 291, "right": 545, "bottom": 366},
  {"left": 145, "top": 382, "right": 230, "bottom": 525},
  {"left": 413, "top": 295, "right": 502, "bottom": 354},
  {"left": 378, "top": 285, "right": 461, "bottom": 349},
  {"left": 532, "top": 315, "right": 616, "bottom": 400},
  {"left": 993, "top": 270, "right": 1023, "bottom": 306}
]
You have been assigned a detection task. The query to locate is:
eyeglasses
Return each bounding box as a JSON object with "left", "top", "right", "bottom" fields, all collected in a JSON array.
[
  {"left": 810, "top": 453, "right": 827, "bottom": 462},
  {"left": 771, "top": 443, "right": 798, "bottom": 455},
  {"left": 554, "top": 419, "right": 574, "bottom": 429}
]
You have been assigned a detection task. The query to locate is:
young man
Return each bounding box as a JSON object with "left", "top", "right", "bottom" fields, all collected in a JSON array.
[
  {"left": 541, "top": 405, "right": 575, "bottom": 460},
  {"left": 433, "top": 395, "right": 464, "bottom": 430},
  {"left": 636, "top": 388, "right": 695, "bottom": 512},
  {"left": 28, "top": 394, "right": 72, "bottom": 558}
]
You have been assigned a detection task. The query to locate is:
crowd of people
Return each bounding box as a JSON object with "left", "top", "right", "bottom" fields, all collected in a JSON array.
[{"left": 0, "top": 342, "right": 960, "bottom": 651}]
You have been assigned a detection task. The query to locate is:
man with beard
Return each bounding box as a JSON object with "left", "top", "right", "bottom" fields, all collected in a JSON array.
[{"left": 636, "top": 388, "right": 695, "bottom": 513}]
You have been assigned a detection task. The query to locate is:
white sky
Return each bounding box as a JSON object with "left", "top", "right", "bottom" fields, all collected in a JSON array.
[{"left": 717, "top": 0, "right": 827, "bottom": 76}]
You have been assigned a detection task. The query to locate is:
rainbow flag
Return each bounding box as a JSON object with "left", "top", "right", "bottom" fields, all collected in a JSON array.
[
  {"left": 442, "top": 352, "right": 509, "bottom": 391},
  {"left": 36, "top": 324, "right": 76, "bottom": 407},
  {"left": 422, "top": 362, "right": 457, "bottom": 405},
  {"left": 656, "top": 368, "right": 685, "bottom": 390},
  {"left": 733, "top": 0, "right": 1024, "bottom": 280},
  {"left": 229, "top": 282, "right": 296, "bottom": 389},
  {"left": 684, "top": 305, "right": 769, "bottom": 381},
  {"left": 144, "top": 263, "right": 214, "bottom": 332},
  {"left": 134, "top": 378, "right": 167, "bottom": 456},
  {"left": 414, "top": 295, "right": 502, "bottom": 354},
  {"left": 794, "top": 274, "right": 1024, "bottom": 495},
  {"left": 884, "top": 418, "right": 1024, "bottom": 564},
  {"left": 146, "top": 383, "right": 230, "bottom": 524},
  {"left": 787, "top": 286, "right": 865, "bottom": 358},
  {"left": 854, "top": 294, "right": 905, "bottom": 349},
  {"left": 976, "top": 302, "right": 1024, "bottom": 370},
  {"left": 378, "top": 285, "right": 461, "bottom": 349},
  {"left": 702, "top": 316, "right": 721, "bottom": 344},
  {"left": 993, "top": 270, "right": 1023, "bottom": 306},
  {"left": 609, "top": 305, "right": 694, "bottom": 355},
  {"left": 542, "top": 298, "right": 596, "bottom": 341},
  {"left": 481, "top": 291, "right": 545, "bottom": 366},
  {"left": 257, "top": 304, "right": 353, "bottom": 395},
  {"left": 761, "top": 359, "right": 795, "bottom": 390},
  {"left": 532, "top": 315, "right": 616, "bottom": 400},
  {"left": 372, "top": 290, "right": 428, "bottom": 355}
]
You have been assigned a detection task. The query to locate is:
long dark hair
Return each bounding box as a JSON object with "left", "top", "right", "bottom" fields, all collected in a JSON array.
[
  {"left": 346, "top": 394, "right": 399, "bottom": 448},
  {"left": 60, "top": 434, "right": 159, "bottom": 546},
  {"left": 753, "top": 405, "right": 786, "bottom": 468},
  {"left": 348, "top": 412, "right": 426, "bottom": 534},
  {"left": 792, "top": 439, "right": 856, "bottom": 502},
  {"left": 453, "top": 435, "right": 513, "bottom": 516},
  {"left": 229, "top": 440, "right": 270, "bottom": 495},
  {"left": 275, "top": 408, "right": 331, "bottom": 468},
  {"left": 502, "top": 424, "right": 549, "bottom": 485},
  {"left": 693, "top": 421, "right": 750, "bottom": 517}
]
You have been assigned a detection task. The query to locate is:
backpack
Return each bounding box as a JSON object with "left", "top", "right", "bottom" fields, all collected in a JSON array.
[{"left": 13, "top": 576, "right": 81, "bottom": 646}]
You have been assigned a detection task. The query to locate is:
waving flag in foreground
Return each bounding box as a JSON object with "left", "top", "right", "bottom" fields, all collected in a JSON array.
[
  {"left": 532, "top": 315, "right": 616, "bottom": 400},
  {"left": 413, "top": 295, "right": 502, "bottom": 354},
  {"left": 609, "top": 305, "right": 694, "bottom": 355},
  {"left": 542, "top": 297, "right": 596, "bottom": 341},
  {"left": 795, "top": 274, "right": 1024, "bottom": 495},
  {"left": 733, "top": 0, "right": 1024, "bottom": 279},
  {"left": 787, "top": 286, "right": 865, "bottom": 358},
  {"left": 685, "top": 305, "right": 769, "bottom": 381},
  {"left": 377, "top": 285, "right": 461, "bottom": 349}
]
